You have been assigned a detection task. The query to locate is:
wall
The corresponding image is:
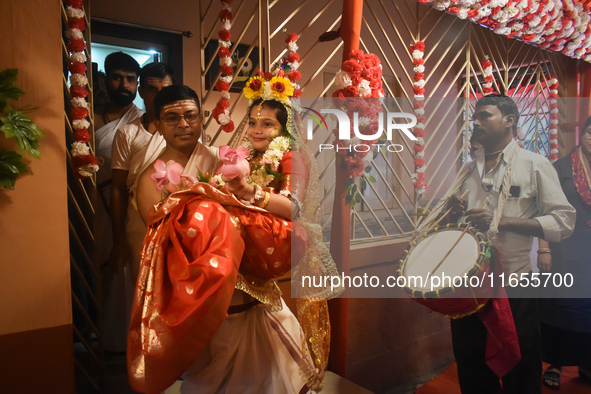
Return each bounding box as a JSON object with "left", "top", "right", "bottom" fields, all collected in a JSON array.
[
  {"left": 88, "top": 1, "right": 580, "bottom": 392},
  {"left": 0, "top": 0, "right": 74, "bottom": 392}
]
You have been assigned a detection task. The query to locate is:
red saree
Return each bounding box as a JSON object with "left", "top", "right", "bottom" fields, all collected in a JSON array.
[{"left": 128, "top": 154, "right": 308, "bottom": 393}]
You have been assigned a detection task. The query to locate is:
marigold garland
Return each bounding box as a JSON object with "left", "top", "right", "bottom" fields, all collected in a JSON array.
[
  {"left": 64, "top": 0, "right": 99, "bottom": 178},
  {"left": 212, "top": 0, "right": 235, "bottom": 133},
  {"left": 419, "top": 0, "right": 591, "bottom": 62},
  {"left": 410, "top": 41, "right": 428, "bottom": 196}
]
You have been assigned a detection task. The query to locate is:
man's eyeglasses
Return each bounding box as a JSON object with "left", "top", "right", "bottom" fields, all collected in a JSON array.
[
  {"left": 583, "top": 129, "right": 591, "bottom": 140},
  {"left": 162, "top": 113, "right": 200, "bottom": 126}
]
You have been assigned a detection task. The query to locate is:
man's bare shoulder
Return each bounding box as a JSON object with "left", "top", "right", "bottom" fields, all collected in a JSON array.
[{"left": 138, "top": 160, "right": 157, "bottom": 185}]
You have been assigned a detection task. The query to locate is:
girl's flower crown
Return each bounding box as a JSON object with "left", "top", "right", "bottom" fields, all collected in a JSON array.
[{"left": 242, "top": 32, "right": 302, "bottom": 107}]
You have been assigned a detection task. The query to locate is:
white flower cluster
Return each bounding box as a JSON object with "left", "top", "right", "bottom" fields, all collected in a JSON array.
[
  {"left": 71, "top": 141, "right": 90, "bottom": 157},
  {"left": 244, "top": 136, "right": 291, "bottom": 188}
]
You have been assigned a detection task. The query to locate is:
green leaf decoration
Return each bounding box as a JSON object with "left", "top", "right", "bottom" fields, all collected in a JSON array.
[
  {"left": 345, "top": 177, "right": 354, "bottom": 186},
  {"left": 345, "top": 183, "right": 354, "bottom": 194},
  {"left": 351, "top": 183, "right": 358, "bottom": 194},
  {"left": 0, "top": 69, "right": 24, "bottom": 113},
  {"left": 368, "top": 175, "right": 377, "bottom": 183},
  {"left": 264, "top": 163, "right": 284, "bottom": 180},
  {"left": 0, "top": 150, "right": 28, "bottom": 189},
  {"left": 373, "top": 148, "right": 379, "bottom": 160},
  {"left": 197, "top": 169, "right": 211, "bottom": 183},
  {"left": 0, "top": 109, "right": 44, "bottom": 158},
  {"left": 364, "top": 165, "right": 372, "bottom": 173},
  {"left": 355, "top": 192, "right": 362, "bottom": 203},
  {"left": 350, "top": 199, "right": 357, "bottom": 208},
  {"left": 360, "top": 177, "right": 367, "bottom": 192},
  {"left": 345, "top": 193, "right": 353, "bottom": 206}
]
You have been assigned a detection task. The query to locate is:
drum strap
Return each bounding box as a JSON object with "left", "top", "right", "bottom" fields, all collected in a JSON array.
[
  {"left": 487, "top": 144, "right": 520, "bottom": 239},
  {"left": 417, "top": 162, "right": 475, "bottom": 233}
]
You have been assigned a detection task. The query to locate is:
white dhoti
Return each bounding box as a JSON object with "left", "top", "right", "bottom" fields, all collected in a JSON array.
[{"left": 180, "top": 299, "right": 309, "bottom": 394}]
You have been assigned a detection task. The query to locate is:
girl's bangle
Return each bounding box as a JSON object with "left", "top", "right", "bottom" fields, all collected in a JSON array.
[{"left": 259, "top": 192, "right": 271, "bottom": 209}]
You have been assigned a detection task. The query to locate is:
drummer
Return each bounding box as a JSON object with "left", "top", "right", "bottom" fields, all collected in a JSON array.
[{"left": 447, "top": 93, "right": 575, "bottom": 394}]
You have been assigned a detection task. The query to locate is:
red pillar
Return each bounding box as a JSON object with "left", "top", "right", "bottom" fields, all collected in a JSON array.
[{"left": 328, "top": 0, "right": 363, "bottom": 377}]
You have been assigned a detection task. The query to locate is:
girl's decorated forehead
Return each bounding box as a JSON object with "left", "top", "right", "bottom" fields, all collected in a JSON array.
[
  {"left": 163, "top": 100, "right": 198, "bottom": 113},
  {"left": 250, "top": 104, "right": 278, "bottom": 120}
]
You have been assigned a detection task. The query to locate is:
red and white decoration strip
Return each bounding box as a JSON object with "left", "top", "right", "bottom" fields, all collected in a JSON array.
[
  {"left": 212, "top": 0, "right": 235, "bottom": 133},
  {"left": 284, "top": 32, "right": 302, "bottom": 98},
  {"left": 418, "top": 0, "right": 591, "bottom": 62},
  {"left": 410, "top": 41, "right": 428, "bottom": 196},
  {"left": 548, "top": 76, "right": 559, "bottom": 162},
  {"left": 65, "top": 0, "right": 99, "bottom": 178},
  {"left": 481, "top": 57, "right": 494, "bottom": 94}
]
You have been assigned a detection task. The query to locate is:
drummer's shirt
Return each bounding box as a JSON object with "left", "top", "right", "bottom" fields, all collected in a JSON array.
[{"left": 460, "top": 139, "right": 575, "bottom": 275}]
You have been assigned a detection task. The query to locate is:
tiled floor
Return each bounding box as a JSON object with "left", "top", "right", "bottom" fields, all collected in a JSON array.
[
  {"left": 415, "top": 362, "right": 591, "bottom": 394},
  {"left": 104, "top": 354, "right": 374, "bottom": 394}
]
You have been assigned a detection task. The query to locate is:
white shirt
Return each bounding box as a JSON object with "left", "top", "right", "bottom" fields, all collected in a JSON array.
[
  {"left": 460, "top": 139, "right": 575, "bottom": 275},
  {"left": 111, "top": 117, "right": 156, "bottom": 172}
]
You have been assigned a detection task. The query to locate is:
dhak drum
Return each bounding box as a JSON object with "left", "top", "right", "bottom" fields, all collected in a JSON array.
[{"left": 397, "top": 223, "right": 493, "bottom": 319}]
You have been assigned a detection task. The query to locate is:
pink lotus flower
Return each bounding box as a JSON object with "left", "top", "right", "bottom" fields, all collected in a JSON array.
[
  {"left": 151, "top": 159, "right": 184, "bottom": 191},
  {"left": 217, "top": 145, "right": 250, "bottom": 180}
]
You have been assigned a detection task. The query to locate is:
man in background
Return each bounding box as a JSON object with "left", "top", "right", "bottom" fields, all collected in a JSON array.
[
  {"left": 110, "top": 62, "right": 174, "bottom": 280},
  {"left": 94, "top": 51, "right": 142, "bottom": 354}
]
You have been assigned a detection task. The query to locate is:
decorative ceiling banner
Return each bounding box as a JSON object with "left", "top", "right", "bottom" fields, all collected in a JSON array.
[{"left": 417, "top": 0, "right": 591, "bottom": 62}]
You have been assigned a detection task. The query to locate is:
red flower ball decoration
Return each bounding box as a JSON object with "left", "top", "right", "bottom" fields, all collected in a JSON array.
[
  {"left": 69, "top": 62, "right": 87, "bottom": 75},
  {"left": 67, "top": 39, "right": 85, "bottom": 53},
  {"left": 66, "top": 0, "right": 84, "bottom": 8},
  {"left": 70, "top": 86, "right": 89, "bottom": 98},
  {"left": 67, "top": 18, "right": 85, "bottom": 31},
  {"left": 74, "top": 129, "right": 91, "bottom": 143},
  {"left": 70, "top": 107, "right": 88, "bottom": 120}
]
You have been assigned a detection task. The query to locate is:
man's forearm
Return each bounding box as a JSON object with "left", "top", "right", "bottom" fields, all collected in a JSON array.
[{"left": 498, "top": 217, "right": 544, "bottom": 238}]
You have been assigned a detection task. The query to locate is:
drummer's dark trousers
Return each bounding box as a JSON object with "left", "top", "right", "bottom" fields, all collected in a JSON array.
[{"left": 451, "top": 297, "right": 542, "bottom": 394}]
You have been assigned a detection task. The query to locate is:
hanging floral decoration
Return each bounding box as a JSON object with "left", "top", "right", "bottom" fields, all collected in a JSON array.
[
  {"left": 212, "top": 0, "right": 235, "bottom": 133},
  {"left": 481, "top": 57, "right": 494, "bottom": 94},
  {"left": 417, "top": 0, "right": 591, "bottom": 62},
  {"left": 410, "top": 41, "right": 429, "bottom": 196},
  {"left": 65, "top": 0, "right": 98, "bottom": 178},
  {"left": 332, "top": 50, "right": 385, "bottom": 207},
  {"left": 548, "top": 76, "right": 559, "bottom": 162},
  {"left": 279, "top": 32, "right": 303, "bottom": 97}
]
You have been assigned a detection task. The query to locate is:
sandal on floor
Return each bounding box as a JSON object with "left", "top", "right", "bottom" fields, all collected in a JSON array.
[{"left": 543, "top": 367, "right": 561, "bottom": 391}]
